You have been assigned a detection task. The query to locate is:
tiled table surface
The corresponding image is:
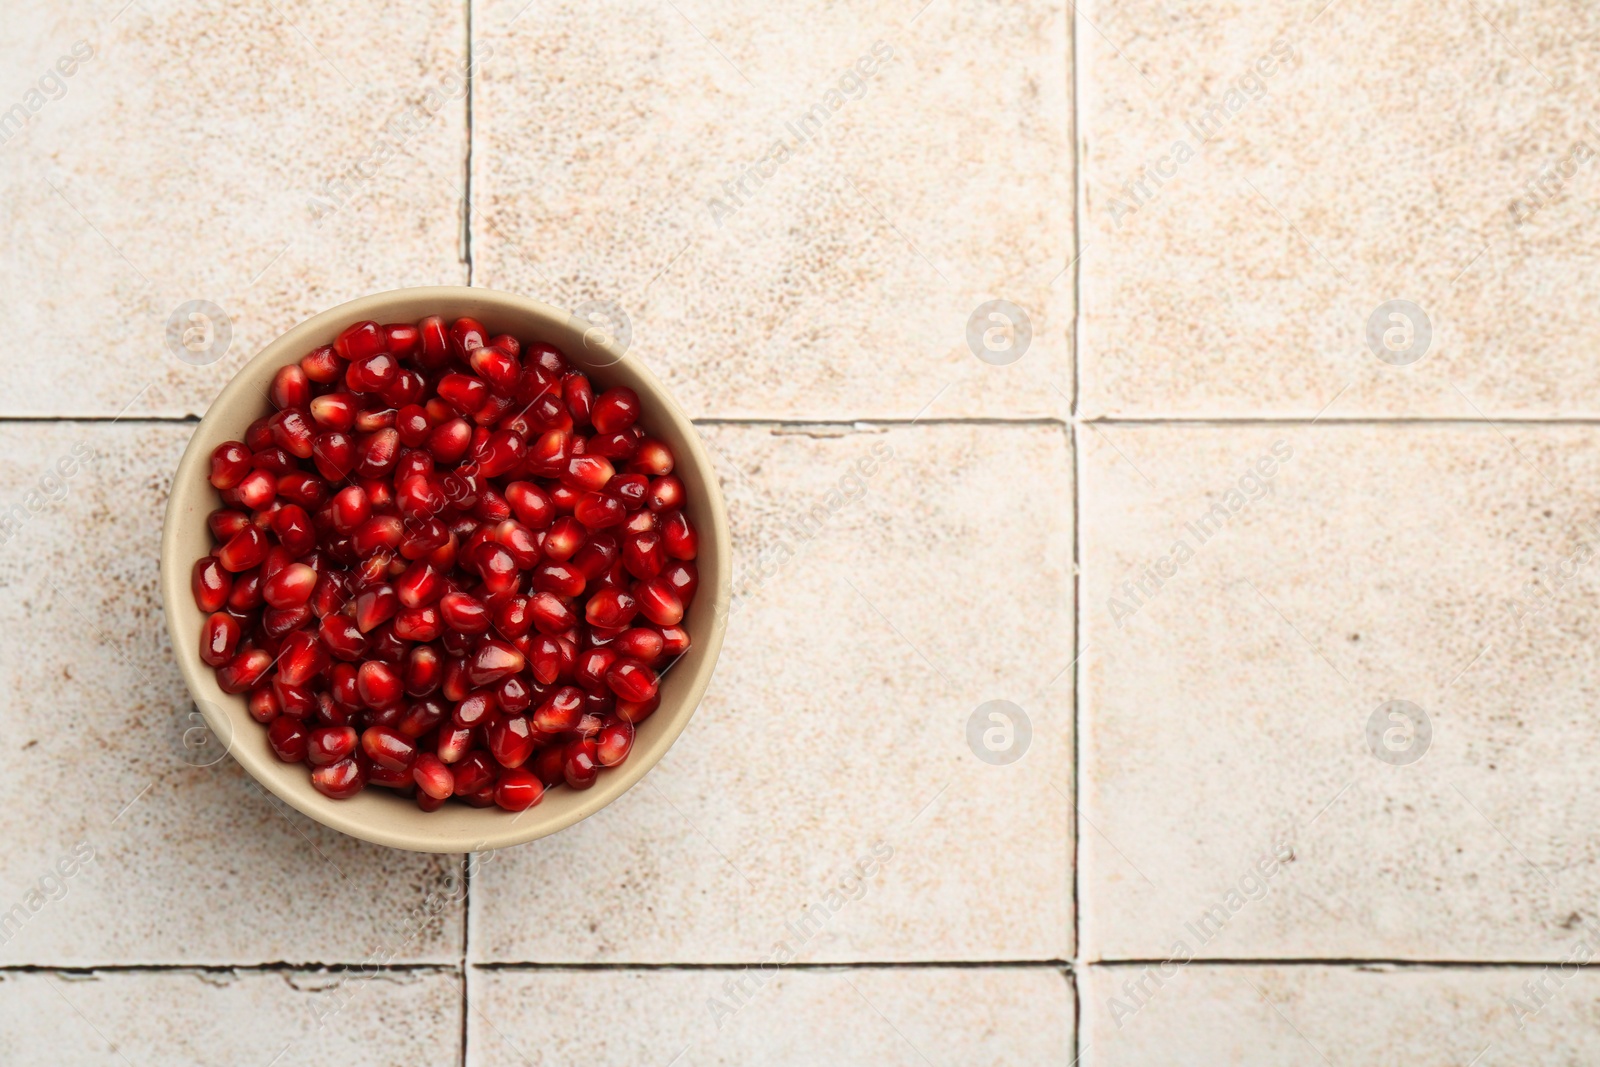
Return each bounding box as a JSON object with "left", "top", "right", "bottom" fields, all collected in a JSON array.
[{"left": 2, "top": 0, "right": 1597, "bottom": 1063}]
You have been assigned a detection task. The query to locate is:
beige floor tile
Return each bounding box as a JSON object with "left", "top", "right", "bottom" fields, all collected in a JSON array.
[
  {"left": 469, "top": 965, "right": 1072, "bottom": 1066},
  {"left": 471, "top": 423, "right": 1073, "bottom": 962},
  {"left": 0, "top": 968, "right": 461, "bottom": 1066},
  {"left": 1080, "top": 423, "right": 1600, "bottom": 961},
  {"left": 0, "top": 424, "right": 462, "bottom": 964},
  {"left": 1079, "top": 0, "right": 1600, "bottom": 417},
  {"left": 1081, "top": 963, "right": 1600, "bottom": 1065},
  {"left": 470, "top": 0, "right": 1073, "bottom": 420},
  {"left": 0, "top": 0, "right": 468, "bottom": 418}
]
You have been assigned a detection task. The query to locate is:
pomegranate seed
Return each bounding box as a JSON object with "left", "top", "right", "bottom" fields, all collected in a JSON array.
[
  {"left": 268, "top": 717, "right": 309, "bottom": 761},
  {"left": 270, "top": 364, "right": 312, "bottom": 410},
  {"left": 437, "top": 724, "right": 474, "bottom": 764},
  {"left": 311, "top": 758, "right": 365, "bottom": 799},
  {"left": 634, "top": 578, "right": 684, "bottom": 627},
  {"left": 263, "top": 563, "right": 317, "bottom": 609},
  {"left": 352, "top": 583, "right": 397, "bottom": 632},
  {"left": 307, "top": 726, "right": 358, "bottom": 766},
  {"left": 320, "top": 614, "right": 369, "bottom": 661},
  {"left": 542, "top": 516, "right": 586, "bottom": 561},
  {"left": 495, "top": 674, "right": 533, "bottom": 714},
  {"left": 312, "top": 430, "right": 355, "bottom": 482},
  {"left": 586, "top": 586, "right": 638, "bottom": 628},
  {"left": 269, "top": 409, "right": 316, "bottom": 459},
  {"left": 467, "top": 639, "right": 525, "bottom": 687},
  {"left": 396, "top": 560, "right": 444, "bottom": 608},
  {"left": 439, "top": 591, "right": 489, "bottom": 633},
  {"left": 361, "top": 724, "right": 416, "bottom": 771},
  {"left": 574, "top": 491, "right": 626, "bottom": 529},
  {"left": 192, "top": 556, "right": 233, "bottom": 612},
  {"left": 623, "top": 531, "right": 666, "bottom": 580},
  {"left": 615, "top": 693, "right": 660, "bottom": 723},
  {"left": 591, "top": 387, "right": 641, "bottom": 434},
  {"left": 301, "top": 345, "right": 342, "bottom": 384},
  {"left": 563, "top": 738, "right": 600, "bottom": 789},
  {"left": 413, "top": 752, "right": 454, "bottom": 798},
  {"left": 575, "top": 647, "right": 618, "bottom": 693},
  {"left": 615, "top": 626, "right": 665, "bottom": 664},
  {"left": 562, "top": 454, "right": 615, "bottom": 493},
  {"left": 199, "top": 612, "right": 242, "bottom": 668},
  {"left": 228, "top": 469, "right": 277, "bottom": 510},
  {"left": 533, "top": 685, "right": 584, "bottom": 732},
  {"left": 277, "top": 630, "right": 327, "bottom": 687},
  {"left": 647, "top": 475, "right": 685, "bottom": 512},
  {"left": 486, "top": 714, "right": 536, "bottom": 768},
  {"left": 606, "top": 657, "right": 659, "bottom": 703},
  {"left": 217, "top": 523, "right": 269, "bottom": 572},
  {"left": 630, "top": 438, "right": 675, "bottom": 476},
  {"left": 384, "top": 322, "right": 421, "bottom": 357},
  {"left": 494, "top": 768, "right": 544, "bottom": 810},
  {"left": 209, "top": 442, "right": 252, "bottom": 489},
  {"left": 528, "top": 591, "right": 576, "bottom": 634},
  {"left": 333, "top": 320, "right": 384, "bottom": 361},
  {"left": 248, "top": 686, "right": 282, "bottom": 724},
  {"left": 595, "top": 719, "right": 634, "bottom": 766},
  {"left": 662, "top": 561, "right": 699, "bottom": 602},
  {"left": 226, "top": 569, "right": 263, "bottom": 612},
  {"left": 661, "top": 510, "right": 698, "bottom": 559},
  {"left": 357, "top": 660, "right": 403, "bottom": 709}
]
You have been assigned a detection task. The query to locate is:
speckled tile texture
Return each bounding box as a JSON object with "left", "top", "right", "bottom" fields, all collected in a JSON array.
[
  {"left": 0, "top": 0, "right": 469, "bottom": 418},
  {"left": 1080, "top": 424, "right": 1600, "bottom": 961},
  {"left": 0, "top": 424, "right": 463, "bottom": 965},
  {"left": 470, "top": 423, "right": 1074, "bottom": 962},
  {"left": 469, "top": 966, "right": 1074, "bottom": 1066},
  {"left": 0, "top": 968, "right": 462, "bottom": 1066},
  {"left": 1079, "top": 0, "right": 1600, "bottom": 418},
  {"left": 1081, "top": 963, "right": 1600, "bottom": 1065},
  {"left": 469, "top": 0, "right": 1074, "bottom": 420}
]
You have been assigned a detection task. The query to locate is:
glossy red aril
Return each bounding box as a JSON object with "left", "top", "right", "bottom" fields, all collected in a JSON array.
[
  {"left": 606, "top": 657, "right": 658, "bottom": 703},
  {"left": 307, "top": 726, "right": 357, "bottom": 766},
  {"left": 192, "top": 556, "right": 232, "bottom": 612},
  {"left": 209, "top": 442, "right": 252, "bottom": 489},
  {"left": 486, "top": 715, "right": 537, "bottom": 768},
  {"left": 268, "top": 717, "right": 309, "bottom": 761},
  {"left": 591, "top": 387, "right": 640, "bottom": 434},
  {"left": 199, "top": 612, "right": 241, "bottom": 668},
  {"left": 596, "top": 720, "right": 634, "bottom": 766},
  {"left": 494, "top": 768, "right": 544, "bottom": 811},
  {"left": 563, "top": 739, "right": 600, "bottom": 789},
  {"left": 361, "top": 725, "right": 416, "bottom": 771},
  {"left": 413, "top": 753, "right": 454, "bottom": 799},
  {"left": 311, "top": 758, "right": 365, "bottom": 799}
]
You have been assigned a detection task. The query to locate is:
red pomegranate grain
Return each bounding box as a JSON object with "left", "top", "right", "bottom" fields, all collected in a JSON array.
[{"left": 194, "top": 315, "right": 699, "bottom": 809}]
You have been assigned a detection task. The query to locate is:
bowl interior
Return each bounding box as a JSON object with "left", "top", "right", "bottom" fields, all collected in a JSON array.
[{"left": 160, "top": 287, "right": 728, "bottom": 852}]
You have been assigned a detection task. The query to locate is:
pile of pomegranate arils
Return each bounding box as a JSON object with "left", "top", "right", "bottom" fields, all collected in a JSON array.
[{"left": 192, "top": 315, "right": 698, "bottom": 812}]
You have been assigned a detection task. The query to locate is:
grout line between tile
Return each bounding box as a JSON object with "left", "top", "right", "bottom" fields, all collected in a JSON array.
[
  {"left": 4, "top": 958, "right": 1589, "bottom": 974},
  {"left": 1068, "top": 2, "right": 1085, "bottom": 1060}
]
